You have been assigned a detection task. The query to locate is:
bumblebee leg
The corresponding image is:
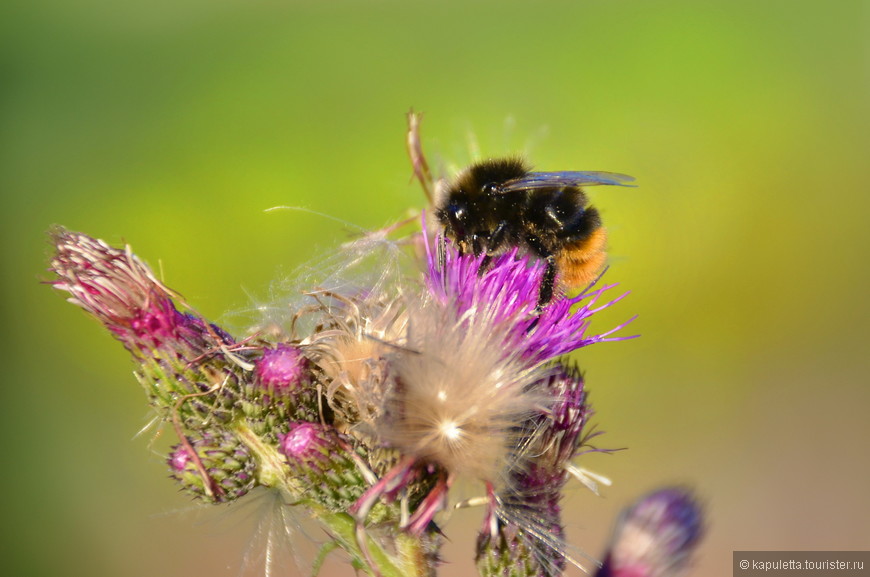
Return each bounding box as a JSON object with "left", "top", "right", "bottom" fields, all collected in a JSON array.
[
  {"left": 478, "top": 254, "right": 492, "bottom": 276},
  {"left": 437, "top": 234, "right": 447, "bottom": 271},
  {"left": 538, "top": 255, "right": 557, "bottom": 309},
  {"left": 524, "top": 235, "right": 557, "bottom": 309},
  {"left": 472, "top": 221, "right": 509, "bottom": 277},
  {"left": 487, "top": 221, "right": 509, "bottom": 254}
]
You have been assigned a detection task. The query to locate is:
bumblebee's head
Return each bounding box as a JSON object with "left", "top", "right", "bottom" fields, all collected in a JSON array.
[
  {"left": 434, "top": 158, "right": 529, "bottom": 253},
  {"left": 436, "top": 201, "right": 493, "bottom": 256},
  {"left": 436, "top": 192, "right": 473, "bottom": 252}
]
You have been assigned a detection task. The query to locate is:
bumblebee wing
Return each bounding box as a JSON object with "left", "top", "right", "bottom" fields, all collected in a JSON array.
[{"left": 501, "top": 171, "right": 636, "bottom": 191}]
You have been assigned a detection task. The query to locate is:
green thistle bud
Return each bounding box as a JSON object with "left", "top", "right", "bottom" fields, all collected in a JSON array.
[
  {"left": 476, "top": 523, "right": 542, "bottom": 577},
  {"left": 279, "top": 422, "right": 369, "bottom": 512},
  {"left": 240, "top": 344, "right": 323, "bottom": 442},
  {"left": 168, "top": 429, "right": 258, "bottom": 504}
]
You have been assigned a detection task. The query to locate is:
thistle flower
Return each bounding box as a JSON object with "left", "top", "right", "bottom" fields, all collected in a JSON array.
[
  {"left": 596, "top": 488, "right": 704, "bottom": 577},
  {"left": 47, "top": 115, "right": 704, "bottom": 577},
  {"left": 424, "top": 237, "right": 637, "bottom": 365},
  {"left": 476, "top": 363, "right": 603, "bottom": 577},
  {"left": 343, "top": 236, "right": 635, "bottom": 554},
  {"left": 49, "top": 227, "right": 242, "bottom": 428},
  {"left": 49, "top": 228, "right": 235, "bottom": 356}
]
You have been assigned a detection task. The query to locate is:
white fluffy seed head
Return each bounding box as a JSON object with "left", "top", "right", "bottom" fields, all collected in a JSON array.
[
  {"left": 303, "top": 290, "right": 408, "bottom": 430},
  {"left": 378, "top": 297, "right": 548, "bottom": 485}
]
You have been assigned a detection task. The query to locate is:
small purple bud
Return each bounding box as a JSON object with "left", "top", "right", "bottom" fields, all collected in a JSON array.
[
  {"left": 168, "top": 446, "right": 192, "bottom": 472},
  {"left": 596, "top": 488, "right": 704, "bottom": 577},
  {"left": 279, "top": 422, "right": 327, "bottom": 462},
  {"left": 278, "top": 422, "right": 369, "bottom": 512},
  {"left": 255, "top": 344, "right": 308, "bottom": 393}
]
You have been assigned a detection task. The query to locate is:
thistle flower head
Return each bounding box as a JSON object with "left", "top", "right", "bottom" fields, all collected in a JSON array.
[
  {"left": 49, "top": 228, "right": 248, "bottom": 427},
  {"left": 477, "top": 364, "right": 597, "bottom": 577},
  {"left": 425, "top": 236, "right": 636, "bottom": 365},
  {"left": 333, "top": 229, "right": 639, "bottom": 548},
  {"left": 378, "top": 295, "right": 548, "bottom": 484},
  {"left": 49, "top": 227, "right": 233, "bottom": 356},
  {"left": 404, "top": 235, "right": 627, "bottom": 487},
  {"left": 596, "top": 488, "right": 704, "bottom": 577}
]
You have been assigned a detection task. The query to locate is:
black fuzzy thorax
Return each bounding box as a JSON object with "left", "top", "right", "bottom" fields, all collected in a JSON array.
[{"left": 437, "top": 158, "right": 598, "bottom": 258}]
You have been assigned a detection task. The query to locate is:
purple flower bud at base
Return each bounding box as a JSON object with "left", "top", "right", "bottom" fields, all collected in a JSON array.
[
  {"left": 279, "top": 422, "right": 371, "bottom": 513},
  {"left": 254, "top": 344, "right": 308, "bottom": 393},
  {"left": 279, "top": 422, "right": 324, "bottom": 461}
]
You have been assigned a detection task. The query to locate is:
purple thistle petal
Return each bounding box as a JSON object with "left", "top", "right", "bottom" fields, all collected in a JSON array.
[
  {"left": 523, "top": 285, "right": 639, "bottom": 364},
  {"left": 424, "top": 233, "right": 635, "bottom": 364}
]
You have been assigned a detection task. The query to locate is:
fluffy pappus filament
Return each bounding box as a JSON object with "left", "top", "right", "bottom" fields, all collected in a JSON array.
[
  {"left": 379, "top": 296, "right": 550, "bottom": 486},
  {"left": 302, "top": 289, "right": 409, "bottom": 430}
]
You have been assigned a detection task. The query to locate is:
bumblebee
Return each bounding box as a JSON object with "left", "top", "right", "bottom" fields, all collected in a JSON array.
[{"left": 434, "top": 157, "right": 635, "bottom": 306}]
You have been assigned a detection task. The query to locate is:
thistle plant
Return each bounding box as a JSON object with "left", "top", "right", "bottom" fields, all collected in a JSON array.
[{"left": 47, "top": 115, "right": 704, "bottom": 577}]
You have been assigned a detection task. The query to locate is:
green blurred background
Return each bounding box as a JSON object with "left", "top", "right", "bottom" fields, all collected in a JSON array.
[{"left": 2, "top": 1, "right": 868, "bottom": 576}]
